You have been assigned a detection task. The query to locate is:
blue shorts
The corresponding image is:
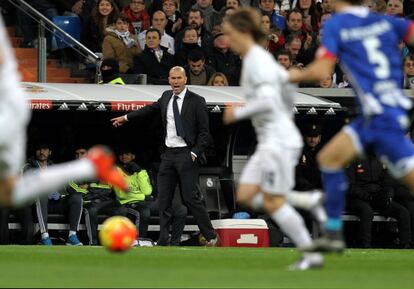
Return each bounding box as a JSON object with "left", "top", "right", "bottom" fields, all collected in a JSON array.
[{"left": 344, "top": 108, "right": 414, "bottom": 178}]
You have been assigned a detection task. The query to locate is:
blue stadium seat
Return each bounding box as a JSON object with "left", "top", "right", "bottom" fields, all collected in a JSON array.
[{"left": 52, "top": 16, "right": 81, "bottom": 50}]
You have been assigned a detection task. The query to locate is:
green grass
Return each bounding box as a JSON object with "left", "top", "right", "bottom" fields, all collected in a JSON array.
[{"left": 0, "top": 246, "right": 413, "bottom": 288}]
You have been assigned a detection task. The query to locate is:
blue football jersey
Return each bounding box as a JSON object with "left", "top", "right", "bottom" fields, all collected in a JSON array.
[{"left": 319, "top": 7, "right": 414, "bottom": 116}]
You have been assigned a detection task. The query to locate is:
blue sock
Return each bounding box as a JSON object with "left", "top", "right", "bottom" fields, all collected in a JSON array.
[{"left": 321, "top": 168, "right": 348, "bottom": 231}]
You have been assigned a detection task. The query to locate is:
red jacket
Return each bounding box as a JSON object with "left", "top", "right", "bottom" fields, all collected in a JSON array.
[
  {"left": 122, "top": 7, "right": 150, "bottom": 35},
  {"left": 267, "top": 35, "right": 286, "bottom": 53}
]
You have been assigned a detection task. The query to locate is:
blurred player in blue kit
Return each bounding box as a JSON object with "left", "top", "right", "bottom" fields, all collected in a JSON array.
[{"left": 289, "top": 0, "right": 414, "bottom": 252}]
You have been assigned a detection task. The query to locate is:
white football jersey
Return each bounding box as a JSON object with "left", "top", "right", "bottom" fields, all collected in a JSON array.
[
  {"left": 0, "top": 15, "right": 30, "bottom": 126},
  {"left": 235, "top": 45, "right": 302, "bottom": 150}
]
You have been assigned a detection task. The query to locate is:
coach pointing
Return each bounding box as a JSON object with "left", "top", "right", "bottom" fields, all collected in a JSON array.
[{"left": 111, "top": 66, "right": 218, "bottom": 246}]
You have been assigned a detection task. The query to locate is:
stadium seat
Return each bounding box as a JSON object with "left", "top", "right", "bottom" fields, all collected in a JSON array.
[
  {"left": 51, "top": 16, "right": 81, "bottom": 50},
  {"left": 198, "top": 174, "right": 230, "bottom": 219}
]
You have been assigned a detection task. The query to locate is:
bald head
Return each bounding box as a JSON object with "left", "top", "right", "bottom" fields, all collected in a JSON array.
[
  {"left": 170, "top": 66, "right": 186, "bottom": 75},
  {"left": 169, "top": 66, "right": 187, "bottom": 95},
  {"left": 152, "top": 10, "right": 167, "bottom": 33}
]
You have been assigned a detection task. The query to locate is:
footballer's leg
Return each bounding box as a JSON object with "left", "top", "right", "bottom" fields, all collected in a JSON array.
[
  {"left": 237, "top": 184, "right": 262, "bottom": 209},
  {"left": 287, "top": 190, "right": 327, "bottom": 226},
  {"left": 306, "top": 129, "right": 359, "bottom": 253},
  {"left": 262, "top": 193, "right": 323, "bottom": 271},
  {"left": 11, "top": 147, "right": 127, "bottom": 207},
  {"left": 237, "top": 151, "right": 264, "bottom": 211},
  {"left": 257, "top": 148, "right": 323, "bottom": 270}
]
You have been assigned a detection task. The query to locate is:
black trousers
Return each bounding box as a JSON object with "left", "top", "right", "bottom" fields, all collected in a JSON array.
[
  {"left": 348, "top": 198, "right": 411, "bottom": 247},
  {"left": 124, "top": 201, "right": 150, "bottom": 238},
  {"left": 394, "top": 199, "right": 414, "bottom": 244},
  {"left": 157, "top": 147, "right": 216, "bottom": 243},
  {"left": 35, "top": 193, "right": 83, "bottom": 234},
  {"left": 0, "top": 206, "right": 34, "bottom": 245},
  {"left": 84, "top": 200, "right": 127, "bottom": 245},
  {"left": 151, "top": 194, "right": 188, "bottom": 246}
]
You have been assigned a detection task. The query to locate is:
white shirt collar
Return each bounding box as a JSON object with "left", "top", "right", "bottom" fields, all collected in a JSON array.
[
  {"left": 341, "top": 6, "right": 369, "bottom": 17},
  {"left": 174, "top": 87, "right": 187, "bottom": 99}
]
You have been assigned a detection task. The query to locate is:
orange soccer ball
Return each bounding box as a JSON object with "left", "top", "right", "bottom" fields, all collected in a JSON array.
[{"left": 99, "top": 216, "right": 138, "bottom": 252}]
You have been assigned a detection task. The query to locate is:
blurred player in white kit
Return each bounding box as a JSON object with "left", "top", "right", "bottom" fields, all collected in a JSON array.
[
  {"left": 0, "top": 16, "right": 126, "bottom": 207},
  {"left": 222, "top": 8, "right": 326, "bottom": 270}
]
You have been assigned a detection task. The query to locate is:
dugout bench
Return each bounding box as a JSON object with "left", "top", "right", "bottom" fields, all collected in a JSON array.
[{"left": 6, "top": 167, "right": 235, "bottom": 243}]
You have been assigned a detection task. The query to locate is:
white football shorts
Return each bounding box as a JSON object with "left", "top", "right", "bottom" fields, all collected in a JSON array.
[{"left": 239, "top": 146, "right": 301, "bottom": 195}]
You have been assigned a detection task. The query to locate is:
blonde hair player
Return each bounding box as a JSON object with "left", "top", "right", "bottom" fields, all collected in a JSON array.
[{"left": 222, "top": 8, "right": 326, "bottom": 271}]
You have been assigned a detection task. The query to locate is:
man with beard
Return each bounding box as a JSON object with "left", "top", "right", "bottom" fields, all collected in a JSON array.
[
  {"left": 184, "top": 49, "right": 216, "bottom": 85},
  {"left": 26, "top": 144, "right": 83, "bottom": 246},
  {"left": 174, "top": 8, "right": 213, "bottom": 53},
  {"left": 99, "top": 58, "right": 125, "bottom": 85},
  {"left": 295, "top": 124, "right": 323, "bottom": 191},
  {"left": 191, "top": 0, "right": 221, "bottom": 32}
]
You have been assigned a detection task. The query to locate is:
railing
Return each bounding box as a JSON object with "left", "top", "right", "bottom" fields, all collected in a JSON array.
[{"left": 6, "top": 0, "right": 102, "bottom": 82}]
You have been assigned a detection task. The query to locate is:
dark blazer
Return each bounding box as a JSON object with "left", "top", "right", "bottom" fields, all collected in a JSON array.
[
  {"left": 126, "top": 89, "right": 209, "bottom": 157},
  {"left": 133, "top": 47, "right": 175, "bottom": 85}
]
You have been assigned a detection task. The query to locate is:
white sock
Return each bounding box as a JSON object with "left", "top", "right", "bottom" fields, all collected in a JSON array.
[
  {"left": 12, "top": 159, "right": 95, "bottom": 206},
  {"left": 41, "top": 232, "right": 49, "bottom": 239},
  {"left": 287, "top": 191, "right": 327, "bottom": 224},
  {"left": 287, "top": 191, "right": 317, "bottom": 210},
  {"left": 270, "top": 203, "right": 312, "bottom": 249},
  {"left": 311, "top": 205, "right": 328, "bottom": 224},
  {"left": 69, "top": 231, "right": 76, "bottom": 237},
  {"left": 251, "top": 193, "right": 264, "bottom": 211}
]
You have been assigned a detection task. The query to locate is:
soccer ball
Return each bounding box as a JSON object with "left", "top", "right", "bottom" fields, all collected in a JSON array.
[{"left": 99, "top": 216, "right": 138, "bottom": 252}]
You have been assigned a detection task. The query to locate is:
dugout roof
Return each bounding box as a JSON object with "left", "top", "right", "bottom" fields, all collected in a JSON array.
[{"left": 22, "top": 83, "right": 343, "bottom": 115}]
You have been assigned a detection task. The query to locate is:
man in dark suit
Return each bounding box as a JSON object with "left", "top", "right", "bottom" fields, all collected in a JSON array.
[
  {"left": 133, "top": 28, "right": 175, "bottom": 84},
  {"left": 111, "top": 66, "right": 218, "bottom": 246}
]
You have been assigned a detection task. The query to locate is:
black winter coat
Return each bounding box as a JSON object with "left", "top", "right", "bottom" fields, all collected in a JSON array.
[{"left": 133, "top": 47, "right": 175, "bottom": 84}]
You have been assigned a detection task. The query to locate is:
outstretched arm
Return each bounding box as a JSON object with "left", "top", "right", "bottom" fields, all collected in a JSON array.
[
  {"left": 223, "top": 83, "right": 275, "bottom": 124},
  {"left": 289, "top": 51, "right": 336, "bottom": 84},
  {"left": 111, "top": 96, "right": 162, "bottom": 127}
]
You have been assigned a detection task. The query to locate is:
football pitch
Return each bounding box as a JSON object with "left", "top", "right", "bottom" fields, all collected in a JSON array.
[{"left": 0, "top": 246, "right": 413, "bottom": 288}]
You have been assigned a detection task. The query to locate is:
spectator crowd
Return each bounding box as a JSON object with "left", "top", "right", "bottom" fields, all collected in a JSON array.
[{"left": 13, "top": 0, "right": 414, "bottom": 87}]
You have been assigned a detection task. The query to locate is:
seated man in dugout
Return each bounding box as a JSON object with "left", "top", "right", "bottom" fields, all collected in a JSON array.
[
  {"left": 115, "top": 149, "right": 153, "bottom": 242},
  {"left": 66, "top": 146, "right": 127, "bottom": 246}
]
